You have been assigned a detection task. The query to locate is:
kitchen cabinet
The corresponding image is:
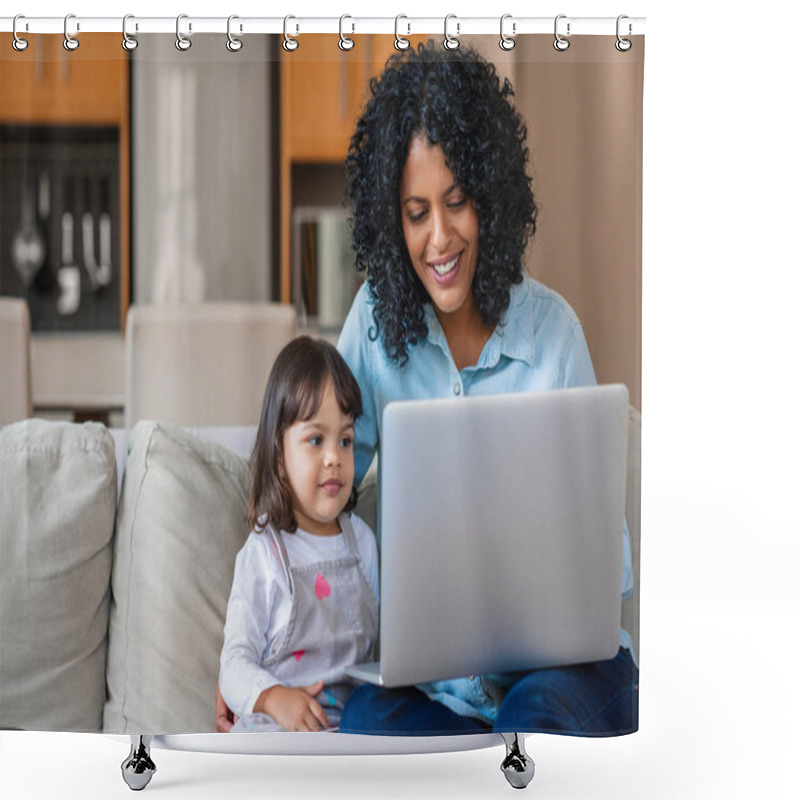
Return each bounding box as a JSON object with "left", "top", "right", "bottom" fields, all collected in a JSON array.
[
  {"left": 1, "top": 33, "right": 131, "bottom": 420},
  {"left": 0, "top": 33, "right": 131, "bottom": 331},
  {"left": 279, "top": 34, "right": 426, "bottom": 303},
  {"left": 0, "top": 33, "right": 128, "bottom": 125}
]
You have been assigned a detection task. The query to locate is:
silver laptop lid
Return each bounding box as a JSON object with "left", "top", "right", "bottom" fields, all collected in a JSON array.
[{"left": 378, "top": 384, "right": 628, "bottom": 687}]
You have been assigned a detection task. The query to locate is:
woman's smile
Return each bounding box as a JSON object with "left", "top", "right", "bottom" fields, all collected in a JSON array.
[{"left": 429, "top": 251, "right": 463, "bottom": 285}]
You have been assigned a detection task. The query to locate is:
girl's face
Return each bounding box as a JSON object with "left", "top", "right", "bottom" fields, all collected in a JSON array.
[
  {"left": 400, "top": 135, "right": 480, "bottom": 322},
  {"left": 281, "top": 378, "right": 355, "bottom": 536}
]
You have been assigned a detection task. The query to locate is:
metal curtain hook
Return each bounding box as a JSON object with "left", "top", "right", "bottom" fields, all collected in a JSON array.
[
  {"left": 227, "top": 15, "right": 243, "bottom": 52},
  {"left": 283, "top": 15, "right": 299, "bottom": 51},
  {"left": 64, "top": 13, "right": 80, "bottom": 51},
  {"left": 339, "top": 14, "right": 354, "bottom": 51},
  {"left": 443, "top": 14, "right": 460, "bottom": 51},
  {"left": 499, "top": 14, "right": 515, "bottom": 51},
  {"left": 12, "top": 14, "right": 29, "bottom": 51},
  {"left": 553, "top": 14, "right": 570, "bottom": 52},
  {"left": 616, "top": 14, "right": 632, "bottom": 52},
  {"left": 394, "top": 14, "right": 410, "bottom": 51},
  {"left": 122, "top": 14, "right": 138, "bottom": 51},
  {"left": 175, "top": 14, "right": 192, "bottom": 51}
]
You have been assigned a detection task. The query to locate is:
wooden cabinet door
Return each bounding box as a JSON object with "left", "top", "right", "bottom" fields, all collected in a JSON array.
[
  {"left": 282, "top": 34, "right": 372, "bottom": 162},
  {"left": 1, "top": 34, "right": 127, "bottom": 125}
]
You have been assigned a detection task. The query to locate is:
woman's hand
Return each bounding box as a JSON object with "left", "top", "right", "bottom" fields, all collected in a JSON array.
[
  {"left": 257, "top": 680, "right": 331, "bottom": 731},
  {"left": 215, "top": 684, "right": 238, "bottom": 732}
]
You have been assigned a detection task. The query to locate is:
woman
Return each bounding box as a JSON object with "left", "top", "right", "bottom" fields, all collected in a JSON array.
[{"left": 336, "top": 41, "right": 637, "bottom": 736}]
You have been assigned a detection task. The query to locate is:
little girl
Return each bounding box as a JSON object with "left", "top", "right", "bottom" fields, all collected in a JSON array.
[{"left": 219, "top": 336, "right": 378, "bottom": 732}]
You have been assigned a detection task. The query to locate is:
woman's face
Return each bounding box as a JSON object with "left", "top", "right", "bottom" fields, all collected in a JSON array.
[{"left": 400, "top": 135, "right": 479, "bottom": 320}]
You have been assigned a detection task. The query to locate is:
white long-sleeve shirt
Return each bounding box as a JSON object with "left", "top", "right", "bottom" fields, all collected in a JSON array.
[{"left": 219, "top": 513, "right": 379, "bottom": 718}]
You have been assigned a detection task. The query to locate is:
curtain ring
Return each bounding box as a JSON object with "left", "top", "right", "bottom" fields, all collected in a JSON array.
[
  {"left": 499, "top": 14, "right": 515, "bottom": 51},
  {"left": 283, "top": 15, "right": 299, "bottom": 51},
  {"left": 227, "top": 15, "right": 243, "bottom": 52},
  {"left": 443, "top": 14, "right": 460, "bottom": 51},
  {"left": 339, "top": 14, "right": 354, "bottom": 51},
  {"left": 553, "top": 14, "right": 570, "bottom": 51},
  {"left": 63, "top": 13, "right": 80, "bottom": 51},
  {"left": 615, "top": 15, "right": 632, "bottom": 52},
  {"left": 12, "top": 15, "right": 29, "bottom": 51},
  {"left": 122, "top": 14, "right": 138, "bottom": 51},
  {"left": 175, "top": 14, "right": 192, "bottom": 51},
  {"left": 394, "top": 14, "right": 410, "bottom": 51}
]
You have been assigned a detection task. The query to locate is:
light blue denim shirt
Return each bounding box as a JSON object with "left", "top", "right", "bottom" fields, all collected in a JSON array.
[{"left": 338, "top": 275, "right": 634, "bottom": 723}]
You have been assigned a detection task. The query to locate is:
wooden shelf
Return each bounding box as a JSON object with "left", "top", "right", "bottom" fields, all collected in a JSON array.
[{"left": 279, "top": 35, "right": 427, "bottom": 303}]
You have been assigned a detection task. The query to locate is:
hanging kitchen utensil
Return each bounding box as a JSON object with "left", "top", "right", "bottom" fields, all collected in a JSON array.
[
  {"left": 57, "top": 175, "right": 81, "bottom": 315},
  {"left": 81, "top": 175, "right": 103, "bottom": 289},
  {"left": 97, "top": 176, "right": 113, "bottom": 287},
  {"left": 11, "top": 173, "right": 46, "bottom": 290},
  {"left": 33, "top": 168, "right": 56, "bottom": 294}
]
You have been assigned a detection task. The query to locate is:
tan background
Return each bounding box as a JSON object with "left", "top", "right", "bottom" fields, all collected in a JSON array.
[{"left": 513, "top": 36, "right": 643, "bottom": 410}]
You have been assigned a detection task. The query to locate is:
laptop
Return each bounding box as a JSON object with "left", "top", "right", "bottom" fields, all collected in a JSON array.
[{"left": 346, "top": 384, "right": 629, "bottom": 687}]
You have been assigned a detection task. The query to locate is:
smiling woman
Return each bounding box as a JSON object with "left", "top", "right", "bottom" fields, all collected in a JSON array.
[{"left": 335, "top": 40, "right": 638, "bottom": 739}]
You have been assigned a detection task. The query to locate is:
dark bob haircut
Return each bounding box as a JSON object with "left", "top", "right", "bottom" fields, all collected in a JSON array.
[
  {"left": 248, "top": 336, "right": 363, "bottom": 532},
  {"left": 345, "top": 41, "right": 537, "bottom": 365}
]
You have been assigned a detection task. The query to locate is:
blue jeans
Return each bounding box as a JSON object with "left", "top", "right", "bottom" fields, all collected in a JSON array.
[{"left": 340, "top": 648, "right": 638, "bottom": 736}]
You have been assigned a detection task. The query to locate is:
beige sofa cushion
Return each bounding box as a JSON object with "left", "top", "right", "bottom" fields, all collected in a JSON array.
[
  {"left": 0, "top": 420, "right": 116, "bottom": 731},
  {"left": 104, "top": 421, "right": 251, "bottom": 734}
]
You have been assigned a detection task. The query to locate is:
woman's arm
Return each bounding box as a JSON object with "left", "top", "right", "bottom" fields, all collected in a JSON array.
[{"left": 338, "top": 285, "right": 380, "bottom": 485}]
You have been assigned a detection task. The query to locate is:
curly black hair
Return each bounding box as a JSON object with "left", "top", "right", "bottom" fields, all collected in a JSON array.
[{"left": 345, "top": 41, "right": 537, "bottom": 365}]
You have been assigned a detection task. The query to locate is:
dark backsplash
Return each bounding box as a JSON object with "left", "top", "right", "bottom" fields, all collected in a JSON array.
[{"left": 1, "top": 125, "right": 122, "bottom": 332}]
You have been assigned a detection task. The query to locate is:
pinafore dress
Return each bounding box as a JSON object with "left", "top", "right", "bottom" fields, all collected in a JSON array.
[{"left": 232, "top": 514, "right": 378, "bottom": 732}]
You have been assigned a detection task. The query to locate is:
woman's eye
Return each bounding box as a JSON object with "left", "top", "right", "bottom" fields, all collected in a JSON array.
[
  {"left": 449, "top": 197, "right": 467, "bottom": 209},
  {"left": 407, "top": 208, "right": 427, "bottom": 223}
]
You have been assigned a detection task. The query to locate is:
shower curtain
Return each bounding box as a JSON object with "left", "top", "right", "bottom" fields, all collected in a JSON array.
[{"left": 0, "top": 24, "right": 643, "bottom": 743}]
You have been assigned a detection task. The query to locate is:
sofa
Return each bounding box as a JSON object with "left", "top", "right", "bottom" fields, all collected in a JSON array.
[{"left": 0, "top": 410, "right": 639, "bottom": 734}]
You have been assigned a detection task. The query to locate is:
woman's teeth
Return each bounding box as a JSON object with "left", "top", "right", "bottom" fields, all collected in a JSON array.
[{"left": 432, "top": 255, "right": 459, "bottom": 275}]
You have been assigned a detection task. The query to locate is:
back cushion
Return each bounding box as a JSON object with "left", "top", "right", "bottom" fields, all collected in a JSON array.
[
  {"left": 103, "top": 421, "right": 251, "bottom": 733},
  {"left": 0, "top": 420, "right": 116, "bottom": 731}
]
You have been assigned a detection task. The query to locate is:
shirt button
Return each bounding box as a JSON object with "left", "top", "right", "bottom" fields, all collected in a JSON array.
[{"left": 454, "top": 383, "right": 461, "bottom": 396}]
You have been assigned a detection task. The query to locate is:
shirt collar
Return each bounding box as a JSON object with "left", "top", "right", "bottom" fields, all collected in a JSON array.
[{"left": 421, "top": 278, "right": 535, "bottom": 370}]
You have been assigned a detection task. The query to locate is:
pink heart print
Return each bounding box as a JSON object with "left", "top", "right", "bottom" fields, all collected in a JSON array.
[
  {"left": 292, "top": 650, "right": 305, "bottom": 662},
  {"left": 315, "top": 572, "right": 331, "bottom": 600}
]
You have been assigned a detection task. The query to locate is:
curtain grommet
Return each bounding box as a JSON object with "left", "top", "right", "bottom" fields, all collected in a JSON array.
[
  {"left": 499, "top": 14, "right": 516, "bottom": 51},
  {"left": 63, "top": 13, "right": 80, "bottom": 51},
  {"left": 12, "top": 15, "right": 29, "bottom": 51},
  {"left": 283, "top": 15, "right": 299, "bottom": 52},
  {"left": 443, "top": 14, "right": 460, "bottom": 51},
  {"left": 394, "top": 15, "right": 410, "bottom": 51},
  {"left": 122, "top": 14, "right": 138, "bottom": 51},
  {"left": 615, "top": 15, "right": 633, "bottom": 52},
  {"left": 553, "top": 14, "right": 570, "bottom": 51},
  {"left": 339, "top": 14, "right": 355, "bottom": 51},
  {"left": 226, "top": 15, "right": 243, "bottom": 52},
  {"left": 175, "top": 14, "right": 192, "bottom": 51}
]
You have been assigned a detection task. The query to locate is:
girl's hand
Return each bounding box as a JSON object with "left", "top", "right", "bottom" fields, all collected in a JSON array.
[
  {"left": 257, "top": 680, "right": 331, "bottom": 731},
  {"left": 216, "top": 683, "right": 238, "bottom": 732}
]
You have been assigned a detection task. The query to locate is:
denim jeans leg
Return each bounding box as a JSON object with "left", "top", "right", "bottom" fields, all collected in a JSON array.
[
  {"left": 493, "top": 648, "right": 639, "bottom": 736},
  {"left": 340, "top": 684, "right": 490, "bottom": 736}
]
